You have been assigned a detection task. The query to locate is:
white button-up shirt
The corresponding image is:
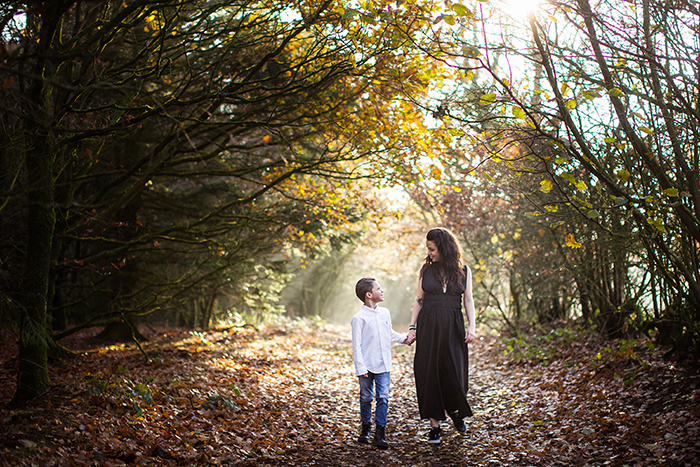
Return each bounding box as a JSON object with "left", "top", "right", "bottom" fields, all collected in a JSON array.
[{"left": 351, "top": 304, "right": 407, "bottom": 376}]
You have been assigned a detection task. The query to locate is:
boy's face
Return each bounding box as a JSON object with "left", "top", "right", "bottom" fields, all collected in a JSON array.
[{"left": 367, "top": 281, "right": 384, "bottom": 303}]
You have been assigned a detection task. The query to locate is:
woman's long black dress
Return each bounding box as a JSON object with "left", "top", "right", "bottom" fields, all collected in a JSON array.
[{"left": 414, "top": 264, "right": 473, "bottom": 420}]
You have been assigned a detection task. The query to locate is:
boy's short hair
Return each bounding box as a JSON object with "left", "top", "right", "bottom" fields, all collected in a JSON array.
[{"left": 355, "top": 277, "right": 376, "bottom": 302}]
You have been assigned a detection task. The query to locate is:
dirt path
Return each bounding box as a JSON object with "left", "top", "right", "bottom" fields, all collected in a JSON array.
[
  {"left": 237, "top": 323, "right": 699, "bottom": 467},
  {"left": 1, "top": 322, "right": 698, "bottom": 466}
]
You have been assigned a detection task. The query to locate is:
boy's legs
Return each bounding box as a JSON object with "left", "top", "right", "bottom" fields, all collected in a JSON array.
[
  {"left": 372, "top": 372, "right": 390, "bottom": 449},
  {"left": 373, "top": 372, "right": 390, "bottom": 426},
  {"left": 358, "top": 374, "right": 375, "bottom": 424}
]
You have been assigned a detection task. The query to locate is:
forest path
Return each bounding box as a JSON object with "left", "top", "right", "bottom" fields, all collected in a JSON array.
[
  {"left": 252, "top": 323, "right": 699, "bottom": 467},
  {"left": 1, "top": 322, "right": 698, "bottom": 466}
]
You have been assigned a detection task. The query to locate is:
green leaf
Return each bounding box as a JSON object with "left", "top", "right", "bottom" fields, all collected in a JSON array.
[
  {"left": 616, "top": 169, "right": 631, "bottom": 182},
  {"left": 582, "top": 89, "right": 602, "bottom": 99},
  {"left": 638, "top": 126, "right": 654, "bottom": 135},
  {"left": 613, "top": 197, "right": 627, "bottom": 206},
  {"left": 586, "top": 209, "right": 599, "bottom": 219},
  {"left": 453, "top": 3, "right": 471, "bottom": 16},
  {"left": 647, "top": 217, "right": 665, "bottom": 232},
  {"left": 664, "top": 188, "right": 679, "bottom": 197},
  {"left": 607, "top": 87, "right": 624, "bottom": 97},
  {"left": 604, "top": 137, "right": 616, "bottom": 144},
  {"left": 462, "top": 45, "right": 480, "bottom": 58}
]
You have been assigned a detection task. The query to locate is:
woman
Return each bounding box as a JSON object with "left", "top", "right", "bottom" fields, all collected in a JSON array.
[{"left": 406, "top": 228, "right": 476, "bottom": 443}]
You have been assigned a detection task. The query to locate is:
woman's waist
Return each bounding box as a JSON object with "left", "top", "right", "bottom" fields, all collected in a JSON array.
[{"left": 423, "top": 294, "right": 462, "bottom": 306}]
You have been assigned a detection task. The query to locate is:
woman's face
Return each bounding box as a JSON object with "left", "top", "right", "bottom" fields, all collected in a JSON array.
[{"left": 426, "top": 240, "right": 440, "bottom": 263}]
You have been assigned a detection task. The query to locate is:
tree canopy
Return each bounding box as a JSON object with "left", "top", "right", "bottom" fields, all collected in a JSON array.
[{"left": 1, "top": 0, "right": 699, "bottom": 406}]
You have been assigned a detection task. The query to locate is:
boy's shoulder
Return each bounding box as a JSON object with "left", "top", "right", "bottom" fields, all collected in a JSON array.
[{"left": 351, "top": 305, "right": 369, "bottom": 320}]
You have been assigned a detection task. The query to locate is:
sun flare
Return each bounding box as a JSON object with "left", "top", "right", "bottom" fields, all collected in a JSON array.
[{"left": 502, "top": 0, "right": 543, "bottom": 18}]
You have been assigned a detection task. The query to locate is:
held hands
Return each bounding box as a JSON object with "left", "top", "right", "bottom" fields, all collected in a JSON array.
[{"left": 405, "top": 329, "right": 416, "bottom": 345}]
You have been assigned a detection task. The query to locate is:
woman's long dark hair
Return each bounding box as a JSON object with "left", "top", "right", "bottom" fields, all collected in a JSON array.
[{"left": 420, "top": 228, "right": 466, "bottom": 293}]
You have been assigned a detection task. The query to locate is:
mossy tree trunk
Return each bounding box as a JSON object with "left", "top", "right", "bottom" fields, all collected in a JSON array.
[
  {"left": 13, "top": 139, "right": 54, "bottom": 406},
  {"left": 11, "top": 3, "right": 66, "bottom": 406}
]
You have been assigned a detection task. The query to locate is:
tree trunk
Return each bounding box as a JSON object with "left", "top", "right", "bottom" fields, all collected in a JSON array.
[
  {"left": 13, "top": 142, "right": 54, "bottom": 406},
  {"left": 11, "top": 2, "right": 67, "bottom": 406}
]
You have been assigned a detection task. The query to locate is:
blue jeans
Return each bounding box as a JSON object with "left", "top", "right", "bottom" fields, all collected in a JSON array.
[{"left": 359, "top": 371, "right": 390, "bottom": 426}]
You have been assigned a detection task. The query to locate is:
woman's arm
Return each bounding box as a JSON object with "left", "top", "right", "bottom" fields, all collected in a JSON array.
[
  {"left": 463, "top": 266, "right": 476, "bottom": 343},
  {"left": 406, "top": 277, "right": 424, "bottom": 344}
]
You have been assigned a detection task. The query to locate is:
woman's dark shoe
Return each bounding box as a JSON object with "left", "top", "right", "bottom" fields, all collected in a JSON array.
[
  {"left": 449, "top": 411, "right": 467, "bottom": 434},
  {"left": 357, "top": 423, "right": 371, "bottom": 443},
  {"left": 373, "top": 424, "right": 389, "bottom": 449},
  {"left": 427, "top": 426, "right": 441, "bottom": 443}
]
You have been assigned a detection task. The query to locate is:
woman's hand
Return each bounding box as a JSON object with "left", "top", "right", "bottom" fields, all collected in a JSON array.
[
  {"left": 406, "top": 329, "right": 416, "bottom": 345},
  {"left": 465, "top": 329, "right": 476, "bottom": 344}
]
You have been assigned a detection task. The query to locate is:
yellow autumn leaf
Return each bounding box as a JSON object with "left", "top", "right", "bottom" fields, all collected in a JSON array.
[
  {"left": 565, "top": 234, "right": 582, "bottom": 249},
  {"left": 539, "top": 180, "right": 553, "bottom": 193},
  {"left": 512, "top": 106, "right": 526, "bottom": 119},
  {"left": 664, "top": 188, "right": 679, "bottom": 197},
  {"left": 480, "top": 93, "right": 496, "bottom": 104}
]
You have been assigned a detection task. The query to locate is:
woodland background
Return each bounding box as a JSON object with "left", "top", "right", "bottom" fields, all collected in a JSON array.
[{"left": 0, "top": 0, "right": 699, "bottom": 462}]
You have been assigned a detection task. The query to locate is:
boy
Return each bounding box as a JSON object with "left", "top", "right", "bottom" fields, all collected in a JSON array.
[{"left": 351, "top": 277, "right": 409, "bottom": 449}]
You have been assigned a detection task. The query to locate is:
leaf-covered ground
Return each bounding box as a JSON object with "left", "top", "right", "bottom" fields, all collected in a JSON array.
[{"left": 1, "top": 321, "right": 699, "bottom": 466}]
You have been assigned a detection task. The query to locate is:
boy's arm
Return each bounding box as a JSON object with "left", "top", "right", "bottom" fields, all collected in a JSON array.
[
  {"left": 351, "top": 316, "right": 368, "bottom": 376},
  {"left": 382, "top": 308, "right": 408, "bottom": 344},
  {"left": 391, "top": 327, "right": 408, "bottom": 345},
  {"left": 387, "top": 311, "right": 408, "bottom": 344}
]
